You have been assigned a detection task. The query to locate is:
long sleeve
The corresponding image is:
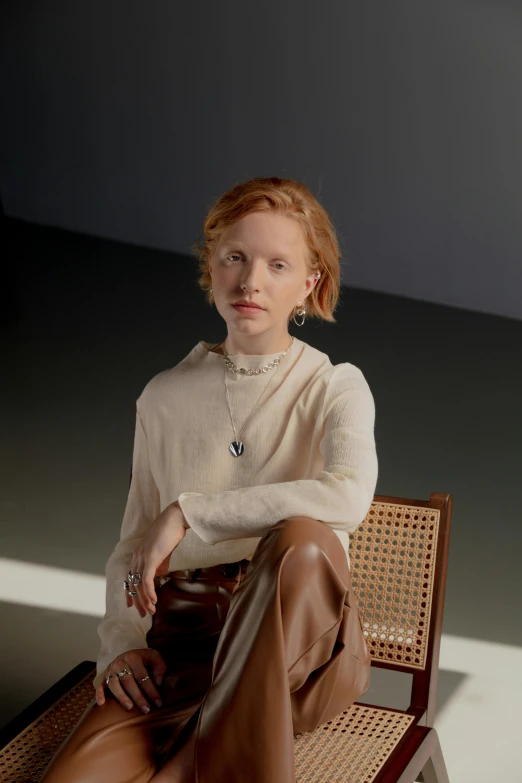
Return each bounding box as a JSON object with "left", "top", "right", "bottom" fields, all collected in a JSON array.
[
  {"left": 177, "top": 364, "right": 378, "bottom": 546},
  {"left": 94, "top": 401, "right": 161, "bottom": 690}
]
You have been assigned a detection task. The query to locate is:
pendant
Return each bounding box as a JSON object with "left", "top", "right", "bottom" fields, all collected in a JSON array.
[{"left": 230, "top": 441, "right": 244, "bottom": 457}]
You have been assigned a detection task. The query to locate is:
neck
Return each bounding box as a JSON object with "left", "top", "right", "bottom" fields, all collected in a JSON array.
[{"left": 221, "top": 333, "right": 293, "bottom": 356}]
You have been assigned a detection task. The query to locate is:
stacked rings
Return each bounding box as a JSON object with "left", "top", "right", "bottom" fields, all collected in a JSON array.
[
  {"left": 105, "top": 668, "right": 133, "bottom": 686},
  {"left": 123, "top": 580, "right": 138, "bottom": 596}
]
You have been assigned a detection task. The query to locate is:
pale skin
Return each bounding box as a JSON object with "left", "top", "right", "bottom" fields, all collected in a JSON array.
[
  {"left": 208, "top": 210, "right": 320, "bottom": 356},
  {"left": 98, "top": 210, "right": 321, "bottom": 780}
]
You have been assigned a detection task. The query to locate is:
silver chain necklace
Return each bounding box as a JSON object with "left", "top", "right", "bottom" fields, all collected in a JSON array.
[{"left": 220, "top": 336, "right": 295, "bottom": 456}]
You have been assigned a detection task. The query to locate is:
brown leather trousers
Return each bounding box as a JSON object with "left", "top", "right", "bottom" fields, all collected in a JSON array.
[{"left": 40, "top": 517, "right": 370, "bottom": 783}]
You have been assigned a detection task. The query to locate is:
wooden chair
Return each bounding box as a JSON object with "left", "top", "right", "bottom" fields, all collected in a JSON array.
[{"left": 0, "top": 492, "right": 452, "bottom": 782}]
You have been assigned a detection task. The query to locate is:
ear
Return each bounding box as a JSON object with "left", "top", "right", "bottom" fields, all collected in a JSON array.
[{"left": 303, "top": 271, "right": 319, "bottom": 298}]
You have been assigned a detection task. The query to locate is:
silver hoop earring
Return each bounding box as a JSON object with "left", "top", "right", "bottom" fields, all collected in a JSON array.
[
  {"left": 292, "top": 271, "right": 320, "bottom": 326},
  {"left": 293, "top": 302, "right": 306, "bottom": 327}
]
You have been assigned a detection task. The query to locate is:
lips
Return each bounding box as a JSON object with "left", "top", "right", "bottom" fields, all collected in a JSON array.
[{"left": 233, "top": 303, "right": 264, "bottom": 310}]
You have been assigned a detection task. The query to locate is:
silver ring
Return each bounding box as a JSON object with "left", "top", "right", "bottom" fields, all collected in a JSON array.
[
  {"left": 139, "top": 676, "right": 150, "bottom": 683},
  {"left": 123, "top": 580, "right": 130, "bottom": 591},
  {"left": 129, "top": 590, "right": 138, "bottom": 597},
  {"left": 117, "top": 668, "right": 133, "bottom": 679},
  {"left": 106, "top": 673, "right": 119, "bottom": 686},
  {"left": 128, "top": 572, "right": 142, "bottom": 586}
]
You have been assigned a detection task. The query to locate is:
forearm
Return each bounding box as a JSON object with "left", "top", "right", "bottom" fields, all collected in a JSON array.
[
  {"left": 176, "top": 467, "right": 376, "bottom": 545},
  {"left": 170, "top": 499, "right": 190, "bottom": 529}
]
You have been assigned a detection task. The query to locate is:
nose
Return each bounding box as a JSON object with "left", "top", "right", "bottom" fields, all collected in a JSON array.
[{"left": 239, "top": 260, "right": 264, "bottom": 291}]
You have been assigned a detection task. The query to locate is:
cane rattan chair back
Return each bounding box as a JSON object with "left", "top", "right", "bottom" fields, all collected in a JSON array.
[
  {"left": 0, "top": 492, "right": 452, "bottom": 783},
  {"left": 349, "top": 492, "right": 451, "bottom": 728}
]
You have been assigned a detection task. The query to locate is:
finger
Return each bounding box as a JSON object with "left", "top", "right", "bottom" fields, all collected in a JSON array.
[
  {"left": 127, "top": 570, "right": 147, "bottom": 617},
  {"left": 107, "top": 675, "right": 135, "bottom": 711},
  {"left": 116, "top": 670, "right": 152, "bottom": 714},
  {"left": 131, "top": 564, "right": 156, "bottom": 615},
  {"left": 129, "top": 562, "right": 150, "bottom": 617},
  {"left": 134, "top": 579, "right": 153, "bottom": 616},
  {"left": 125, "top": 585, "right": 147, "bottom": 617},
  {"left": 129, "top": 589, "right": 147, "bottom": 618},
  {"left": 145, "top": 648, "right": 168, "bottom": 687},
  {"left": 130, "top": 660, "right": 163, "bottom": 708},
  {"left": 96, "top": 685, "right": 105, "bottom": 706}
]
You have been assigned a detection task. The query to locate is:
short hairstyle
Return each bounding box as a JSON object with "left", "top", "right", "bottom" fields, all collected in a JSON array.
[{"left": 190, "top": 177, "right": 342, "bottom": 323}]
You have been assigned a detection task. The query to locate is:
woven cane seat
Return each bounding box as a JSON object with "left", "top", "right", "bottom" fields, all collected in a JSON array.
[
  {"left": 0, "top": 666, "right": 415, "bottom": 783},
  {"left": 0, "top": 669, "right": 97, "bottom": 783},
  {"left": 294, "top": 705, "right": 415, "bottom": 783}
]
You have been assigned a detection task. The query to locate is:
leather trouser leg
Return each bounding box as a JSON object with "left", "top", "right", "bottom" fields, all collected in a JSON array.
[
  {"left": 39, "top": 516, "right": 369, "bottom": 783},
  {"left": 39, "top": 562, "right": 250, "bottom": 783},
  {"left": 192, "top": 516, "right": 370, "bottom": 783}
]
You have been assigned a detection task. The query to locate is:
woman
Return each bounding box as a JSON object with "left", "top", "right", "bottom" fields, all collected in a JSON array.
[{"left": 41, "top": 176, "right": 378, "bottom": 783}]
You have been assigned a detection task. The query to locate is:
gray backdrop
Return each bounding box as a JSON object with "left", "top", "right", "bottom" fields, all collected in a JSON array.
[{"left": 1, "top": 0, "right": 521, "bottom": 320}]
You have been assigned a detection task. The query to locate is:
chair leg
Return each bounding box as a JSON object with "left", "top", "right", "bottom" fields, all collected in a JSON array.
[{"left": 420, "top": 734, "right": 449, "bottom": 783}]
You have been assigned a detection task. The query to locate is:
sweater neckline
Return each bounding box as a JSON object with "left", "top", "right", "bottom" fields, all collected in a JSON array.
[{"left": 198, "top": 337, "right": 301, "bottom": 361}]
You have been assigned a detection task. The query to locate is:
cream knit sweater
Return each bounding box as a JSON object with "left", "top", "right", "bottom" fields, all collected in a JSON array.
[{"left": 94, "top": 336, "right": 378, "bottom": 688}]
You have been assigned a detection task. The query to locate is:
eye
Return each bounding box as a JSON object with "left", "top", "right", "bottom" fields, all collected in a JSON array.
[{"left": 225, "top": 254, "right": 286, "bottom": 270}]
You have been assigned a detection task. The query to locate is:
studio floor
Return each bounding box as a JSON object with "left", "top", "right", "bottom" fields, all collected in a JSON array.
[{"left": 1, "top": 218, "right": 521, "bottom": 781}]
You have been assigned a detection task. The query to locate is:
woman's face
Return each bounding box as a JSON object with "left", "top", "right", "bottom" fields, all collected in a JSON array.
[{"left": 209, "top": 211, "right": 318, "bottom": 337}]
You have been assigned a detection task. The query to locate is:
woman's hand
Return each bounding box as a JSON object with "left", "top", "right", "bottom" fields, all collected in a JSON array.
[
  {"left": 96, "top": 648, "right": 167, "bottom": 712},
  {"left": 127, "top": 501, "right": 189, "bottom": 617}
]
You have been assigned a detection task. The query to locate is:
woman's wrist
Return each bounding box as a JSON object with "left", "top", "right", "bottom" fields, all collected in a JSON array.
[{"left": 170, "top": 499, "right": 190, "bottom": 529}]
